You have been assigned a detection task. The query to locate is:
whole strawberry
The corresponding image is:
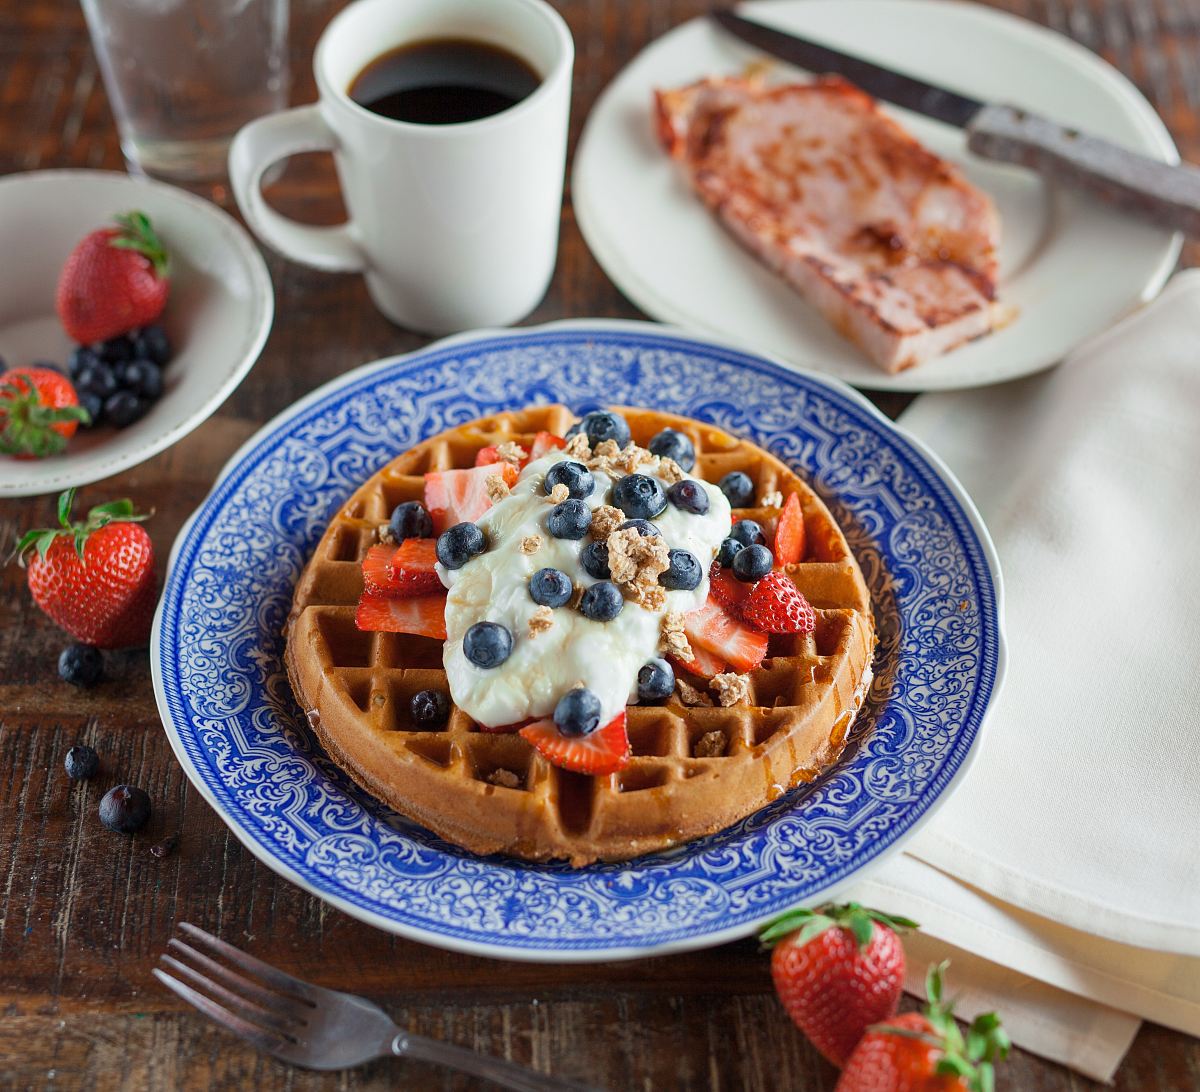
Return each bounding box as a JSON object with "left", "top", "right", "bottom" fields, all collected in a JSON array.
[
  {"left": 0, "top": 366, "right": 89, "bottom": 458},
  {"left": 762, "top": 902, "right": 917, "bottom": 1067},
  {"left": 13, "top": 488, "right": 156, "bottom": 649},
  {"left": 56, "top": 211, "right": 170, "bottom": 344},
  {"left": 837, "top": 963, "right": 1009, "bottom": 1092}
]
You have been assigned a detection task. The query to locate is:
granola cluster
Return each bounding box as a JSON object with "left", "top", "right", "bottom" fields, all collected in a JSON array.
[
  {"left": 494, "top": 441, "right": 526, "bottom": 466},
  {"left": 659, "top": 611, "right": 693, "bottom": 661},
  {"left": 485, "top": 473, "right": 512, "bottom": 503},
  {"left": 675, "top": 678, "right": 713, "bottom": 707},
  {"left": 519, "top": 534, "right": 542, "bottom": 555},
  {"left": 711, "top": 672, "right": 752, "bottom": 707}
]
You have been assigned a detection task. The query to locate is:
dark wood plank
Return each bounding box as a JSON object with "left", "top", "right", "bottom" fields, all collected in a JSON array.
[{"left": 2, "top": 0, "right": 1199, "bottom": 1088}]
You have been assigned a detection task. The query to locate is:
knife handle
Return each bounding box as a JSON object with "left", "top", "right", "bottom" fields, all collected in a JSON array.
[{"left": 967, "top": 103, "right": 1200, "bottom": 237}]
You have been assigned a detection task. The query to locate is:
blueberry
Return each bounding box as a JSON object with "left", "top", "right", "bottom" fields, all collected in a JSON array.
[
  {"left": 554, "top": 687, "right": 602, "bottom": 737},
  {"left": 389, "top": 501, "right": 434, "bottom": 542},
  {"left": 117, "top": 359, "right": 163, "bottom": 400},
  {"left": 546, "top": 498, "right": 591, "bottom": 540},
  {"left": 567, "top": 410, "right": 632, "bottom": 449},
  {"left": 659, "top": 549, "right": 702, "bottom": 591},
  {"left": 58, "top": 643, "right": 102, "bottom": 687},
  {"left": 437, "top": 522, "right": 486, "bottom": 568},
  {"left": 75, "top": 362, "right": 117, "bottom": 399},
  {"left": 410, "top": 688, "right": 450, "bottom": 727},
  {"left": 716, "top": 537, "right": 744, "bottom": 567},
  {"left": 544, "top": 460, "right": 594, "bottom": 500},
  {"left": 104, "top": 390, "right": 148, "bottom": 428},
  {"left": 667, "top": 479, "right": 709, "bottom": 515},
  {"left": 463, "top": 621, "right": 513, "bottom": 668},
  {"left": 579, "top": 580, "right": 623, "bottom": 622},
  {"left": 648, "top": 428, "right": 696, "bottom": 471},
  {"left": 78, "top": 391, "right": 103, "bottom": 428},
  {"left": 529, "top": 567, "right": 573, "bottom": 607},
  {"left": 618, "top": 518, "right": 661, "bottom": 538},
  {"left": 96, "top": 335, "right": 135, "bottom": 364},
  {"left": 99, "top": 785, "right": 152, "bottom": 833},
  {"left": 719, "top": 471, "right": 755, "bottom": 508},
  {"left": 64, "top": 744, "right": 100, "bottom": 780},
  {"left": 68, "top": 346, "right": 101, "bottom": 379},
  {"left": 612, "top": 473, "right": 667, "bottom": 520},
  {"left": 133, "top": 324, "right": 171, "bottom": 366},
  {"left": 730, "top": 519, "right": 766, "bottom": 547},
  {"left": 580, "top": 540, "right": 611, "bottom": 579},
  {"left": 637, "top": 658, "right": 675, "bottom": 703},
  {"left": 732, "top": 543, "right": 773, "bottom": 582}
]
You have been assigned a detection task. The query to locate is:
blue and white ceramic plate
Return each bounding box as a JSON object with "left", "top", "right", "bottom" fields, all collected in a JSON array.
[{"left": 152, "top": 320, "right": 1005, "bottom": 962}]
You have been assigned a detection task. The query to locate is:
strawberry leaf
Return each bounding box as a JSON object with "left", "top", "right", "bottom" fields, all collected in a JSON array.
[
  {"left": 111, "top": 210, "right": 170, "bottom": 278},
  {"left": 759, "top": 907, "right": 816, "bottom": 944},
  {"left": 847, "top": 907, "right": 875, "bottom": 948},
  {"left": 58, "top": 487, "right": 77, "bottom": 528}
]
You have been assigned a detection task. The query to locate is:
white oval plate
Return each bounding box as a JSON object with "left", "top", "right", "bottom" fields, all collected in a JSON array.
[
  {"left": 0, "top": 170, "right": 273, "bottom": 496},
  {"left": 573, "top": 0, "right": 1181, "bottom": 392}
]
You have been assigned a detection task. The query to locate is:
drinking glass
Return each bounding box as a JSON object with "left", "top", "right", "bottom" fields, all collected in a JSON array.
[{"left": 80, "top": 0, "right": 290, "bottom": 183}]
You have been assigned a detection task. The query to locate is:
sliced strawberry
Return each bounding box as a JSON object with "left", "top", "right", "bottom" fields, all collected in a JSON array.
[
  {"left": 361, "top": 538, "right": 442, "bottom": 597},
  {"left": 355, "top": 592, "right": 447, "bottom": 639},
  {"left": 390, "top": 537, "right": 442, "bottom": 595},
  {"left": 361, "top": 543, "right": 395, "bottom": 594},
  {"left": 709, "top": 562, "right": 754, "bottom": 612},
  {"left": 529, "top": 430, "right": 566, "bottom": 460},
  {"left": 520, "top": 710, "right": 630, "bottom": 775},
  {"left": 684, "top": 599, "right": 768, "bottom": 673},
  {"left": 774, "top": 493, "right": 806, "bottom": 566},
  {"left": 742, "top": 572, "right": 816, "bottom": 635},
  {"left": 474, "top": 445, "right": 502, "bottom": 466},
  {"left": 670, "top": 646, "right": 727, "bottom": 679},
  {"left": 424, "top": 462, "right": 518, "bottom": 532}
]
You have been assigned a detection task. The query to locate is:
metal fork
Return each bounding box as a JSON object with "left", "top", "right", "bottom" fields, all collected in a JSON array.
[{"left": 154, "top": 922, "right": 597, "bottom": 1091}]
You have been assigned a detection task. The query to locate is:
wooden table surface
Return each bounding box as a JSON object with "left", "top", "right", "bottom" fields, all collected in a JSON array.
[{"left": 2, "top": 0, "right": 1198, "bottom": 1088}]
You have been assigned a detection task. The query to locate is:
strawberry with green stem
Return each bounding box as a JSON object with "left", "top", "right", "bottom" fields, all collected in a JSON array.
[
  {"left": 836, "top": 962, "right": 1010, "bottom": 1092},
  {"left": 762, "top": 902, "right": 918, "bottom": 1067},
  {"left": 12, "top": 488, "right": 156, "bottom": 648},
  {"left": 0, "top": 367, "right": 90, "bottom": 458},
  {"left": 56, "top": 211, "right": 171, "bottom": 344}
]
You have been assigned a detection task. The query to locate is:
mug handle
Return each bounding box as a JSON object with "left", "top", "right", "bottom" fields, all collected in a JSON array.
[{"left": 228, "top": 104, "right": 365, "bottom": 273}]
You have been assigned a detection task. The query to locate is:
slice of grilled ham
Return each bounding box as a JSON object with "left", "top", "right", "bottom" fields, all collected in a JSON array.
[{"left": 654, "top": 74, "right": 1005, "bottom": 373}]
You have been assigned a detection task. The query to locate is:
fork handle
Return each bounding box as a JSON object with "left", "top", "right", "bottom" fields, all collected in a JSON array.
[{"left": 392, "top": 1033, "right": 598, "bottom": 1091}]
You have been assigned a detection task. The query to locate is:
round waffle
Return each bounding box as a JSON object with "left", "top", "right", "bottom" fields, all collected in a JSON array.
[{"left": 284, "top": 405, "right": 874, "bottom": 865}]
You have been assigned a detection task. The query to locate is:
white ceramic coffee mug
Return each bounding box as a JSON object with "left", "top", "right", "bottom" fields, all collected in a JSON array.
[{"left": 229, "top": 0, "right": 572, "bottom": 334}]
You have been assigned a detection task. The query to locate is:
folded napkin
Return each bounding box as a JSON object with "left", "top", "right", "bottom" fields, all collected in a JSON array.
[
  {"left": 847, "top": 271, "right": 1200, "bottom": 1078},
  {"left": 900, "top": 268, "right": 1200, "bottom": 953}
]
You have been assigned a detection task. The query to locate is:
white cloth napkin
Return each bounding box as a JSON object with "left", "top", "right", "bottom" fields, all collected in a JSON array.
[{"left": 845, "top": 271, "right": 1200, "bottom": 1079}]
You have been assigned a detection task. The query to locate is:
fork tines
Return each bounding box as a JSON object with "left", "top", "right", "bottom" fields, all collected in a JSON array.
[{"left": 154, "top": 921, "right": 317, "bottom": 1052}]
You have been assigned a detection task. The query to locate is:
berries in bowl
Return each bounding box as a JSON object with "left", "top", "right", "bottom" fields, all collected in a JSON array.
[{"left": 0, "top": 168, "right": 272, "bottom": 496}]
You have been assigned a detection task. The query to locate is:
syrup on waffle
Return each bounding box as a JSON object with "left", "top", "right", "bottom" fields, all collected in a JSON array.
[{"left": 285, "top": 405, "right": 874, "bottom": 865}]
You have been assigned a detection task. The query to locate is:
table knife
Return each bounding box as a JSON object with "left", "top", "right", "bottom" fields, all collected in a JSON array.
[{"left": 712, "top": 9, "right": 1200, "bottom": 236}]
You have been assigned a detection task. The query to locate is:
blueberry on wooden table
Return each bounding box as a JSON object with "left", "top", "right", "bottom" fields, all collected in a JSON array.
[
  {"left": 64, "top": 744, "right": 100, "bottom": 781},
  {"left": 58, "top": 643, "right": 102, "bottom": 687},
  {"left": 99, "top": 785, "right": 152, "bottom": 833}
]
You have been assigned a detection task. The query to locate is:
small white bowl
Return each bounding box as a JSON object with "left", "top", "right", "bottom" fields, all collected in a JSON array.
[{"left": 0, "top": 170, "right": 273, "bottom": 496}]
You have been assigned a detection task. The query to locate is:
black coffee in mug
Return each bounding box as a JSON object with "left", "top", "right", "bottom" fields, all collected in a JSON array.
[{"left": 348, "top": 38, "right": 541, "bottom": 125}]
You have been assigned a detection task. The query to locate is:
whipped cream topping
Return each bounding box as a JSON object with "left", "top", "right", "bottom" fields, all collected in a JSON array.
[{"left": 437, "top": 449, "right": 732, "bottom": 728}]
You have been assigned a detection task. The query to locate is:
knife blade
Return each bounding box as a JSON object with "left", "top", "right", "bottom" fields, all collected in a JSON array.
[{"left": 711, "top": 9, "right": 1200, "bottom": 236}]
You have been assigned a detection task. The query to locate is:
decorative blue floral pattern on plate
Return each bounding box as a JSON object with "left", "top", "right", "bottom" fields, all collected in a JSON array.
[{"left": 153, "top": 321, "right": 1004, "bottom": 961}]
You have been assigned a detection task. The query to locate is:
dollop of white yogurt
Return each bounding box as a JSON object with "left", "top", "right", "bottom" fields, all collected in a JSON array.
[{"left": 437, "top": 451, "right": 731, "bottom": 727}]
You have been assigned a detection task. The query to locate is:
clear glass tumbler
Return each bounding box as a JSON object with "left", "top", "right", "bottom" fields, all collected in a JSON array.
[{"left": 81, "top": 0, "right": 290, "bottom": 182}]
